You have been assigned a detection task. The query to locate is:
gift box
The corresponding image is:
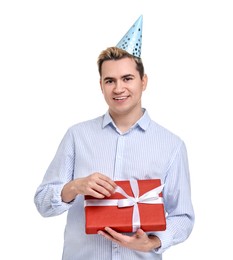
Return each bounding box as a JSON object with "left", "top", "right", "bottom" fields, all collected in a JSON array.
[{"left": 84, "top": 179, "right": 166, "bottom": 234}]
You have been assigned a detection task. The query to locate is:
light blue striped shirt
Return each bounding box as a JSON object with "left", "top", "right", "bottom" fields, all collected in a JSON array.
[{"left": 34, "top": 109, "right": 194, "bottom": 260}]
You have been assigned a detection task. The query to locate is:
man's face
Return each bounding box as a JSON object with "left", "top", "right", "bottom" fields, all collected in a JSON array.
[{"left": 100, "top": 57, "right": 147, "bottom": 118}]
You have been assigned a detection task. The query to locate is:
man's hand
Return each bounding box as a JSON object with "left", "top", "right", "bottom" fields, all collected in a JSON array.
[
  {"left": 61, "top": 173, "right": 117, "bottom": 202},
  {"left": 98, "top": 227, "right": 161, "bottom": 252}
]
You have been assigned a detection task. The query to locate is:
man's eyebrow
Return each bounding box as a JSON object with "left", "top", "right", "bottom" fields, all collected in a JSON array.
[
  {"left": 122, "top": 74, "right": 135, "bottom": 78},
  {"left": 103, "top": 76, "right": 114, "bottom": 81},
  {"left": 103, "top": 74, "right": 135, "bottom": 81}
]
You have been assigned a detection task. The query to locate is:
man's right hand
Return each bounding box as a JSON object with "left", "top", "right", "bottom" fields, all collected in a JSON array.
[{"left": 61, "top": 173, "right": 117, "bottom": 203}]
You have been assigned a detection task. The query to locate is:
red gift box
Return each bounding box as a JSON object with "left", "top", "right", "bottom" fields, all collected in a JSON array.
[{"left": 84, "top": 179, "right": 166, "bottom": 234}]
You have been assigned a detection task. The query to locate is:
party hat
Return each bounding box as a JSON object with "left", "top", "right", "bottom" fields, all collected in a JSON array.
[{"left": 116, "top": 15, "right": 143, "bottom": 58}]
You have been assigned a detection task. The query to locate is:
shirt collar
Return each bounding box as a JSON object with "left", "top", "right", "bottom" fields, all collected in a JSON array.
[{"left": 102, "top": 108, "right": 151, "bottom": 132}]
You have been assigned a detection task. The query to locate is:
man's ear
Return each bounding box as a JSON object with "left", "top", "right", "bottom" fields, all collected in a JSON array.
[{"left": 142, "top": 74, "right": 148, "bottom": 91}]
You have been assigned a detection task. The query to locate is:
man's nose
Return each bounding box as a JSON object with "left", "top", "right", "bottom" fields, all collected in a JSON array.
[{"left": 114, "top": 81, "right": 125, "bottom": 93}]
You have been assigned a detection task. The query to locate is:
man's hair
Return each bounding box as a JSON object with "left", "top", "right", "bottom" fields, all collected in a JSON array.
[{"left": 97, "top": 47, "right": 145, "bottom": 79}]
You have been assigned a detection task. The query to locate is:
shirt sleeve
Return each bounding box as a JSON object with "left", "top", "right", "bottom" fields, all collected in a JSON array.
[
  {"left": 153, "top": 141, "right": 195, "bottom": 254},
  {"left": 34, "top": 128, "right": 75, "bottom": 217}
]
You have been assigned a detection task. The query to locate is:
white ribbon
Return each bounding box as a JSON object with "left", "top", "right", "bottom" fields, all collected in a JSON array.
[{"left": 84, "top": 179, "right": 164, "bottom": 232}]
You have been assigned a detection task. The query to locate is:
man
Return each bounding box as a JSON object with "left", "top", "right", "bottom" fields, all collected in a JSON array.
[{"left": 34, "top": 15, "right": 194, "bottom": 259}]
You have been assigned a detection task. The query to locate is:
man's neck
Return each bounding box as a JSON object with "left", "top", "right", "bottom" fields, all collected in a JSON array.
[{"left": 109, "top": 108, "right": 143, "bottom": 133}]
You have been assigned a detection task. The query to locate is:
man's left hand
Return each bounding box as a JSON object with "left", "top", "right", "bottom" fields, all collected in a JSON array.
[{"left": 98, "top": 227, "right": 161, "bottom": 252}]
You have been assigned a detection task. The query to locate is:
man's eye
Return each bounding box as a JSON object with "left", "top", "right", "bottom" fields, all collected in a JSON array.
[
  {"left": 124, "top": 77, "right": 133, "bottom": 82},
  {"left": 105, "top": 80, "right": 113, "bottom": 84}
]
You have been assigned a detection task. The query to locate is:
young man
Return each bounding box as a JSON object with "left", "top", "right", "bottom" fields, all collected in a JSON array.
[{"left": 34, "top": 16, "right": 194, "bottom": 259}]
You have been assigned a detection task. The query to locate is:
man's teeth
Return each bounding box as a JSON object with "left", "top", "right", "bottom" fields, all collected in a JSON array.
[{"left": 114, "top": 97, "right": 127, "bottom": 100}]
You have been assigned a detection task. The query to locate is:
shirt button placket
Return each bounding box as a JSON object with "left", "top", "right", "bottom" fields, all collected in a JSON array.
[
  {"left": 114, "top": 135, "right": 125, "bottom": 179},
  {"left": 113, "top": 135, "right": 125, "bottom": 259},
  {"left": 112, "top": 242, "right": 119, "bottom": 259}
]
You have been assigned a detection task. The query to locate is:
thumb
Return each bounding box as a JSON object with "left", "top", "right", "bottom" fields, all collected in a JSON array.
[{"left": 135, "top": 228, "right": 145, "bottom": 238}]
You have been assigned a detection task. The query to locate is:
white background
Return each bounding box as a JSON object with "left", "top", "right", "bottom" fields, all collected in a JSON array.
[{"left": 0, "top": 0, "right": 232, "bottom": 259}]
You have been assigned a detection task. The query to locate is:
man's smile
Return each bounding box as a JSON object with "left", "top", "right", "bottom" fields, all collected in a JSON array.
[{"left": 113, "top": 96, "right": 129, "bottom": 101}]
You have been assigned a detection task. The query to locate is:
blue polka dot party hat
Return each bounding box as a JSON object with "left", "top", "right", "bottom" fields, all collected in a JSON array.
[{"left": 116, "top": 15, "right": 143, "bottom": 58}]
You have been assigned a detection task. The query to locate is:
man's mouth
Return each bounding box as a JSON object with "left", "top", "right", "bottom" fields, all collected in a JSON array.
[{"left": 113, "top": 96, "right": 128, "bottom": 100}]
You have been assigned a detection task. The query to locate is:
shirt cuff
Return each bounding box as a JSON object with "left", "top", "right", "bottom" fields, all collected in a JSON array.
[
  {"left": 149, "top": 230, "right": 173, "bottom": 254},
  {"left": 50, "top": 184, "right": 73, "bottom": 212}
]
